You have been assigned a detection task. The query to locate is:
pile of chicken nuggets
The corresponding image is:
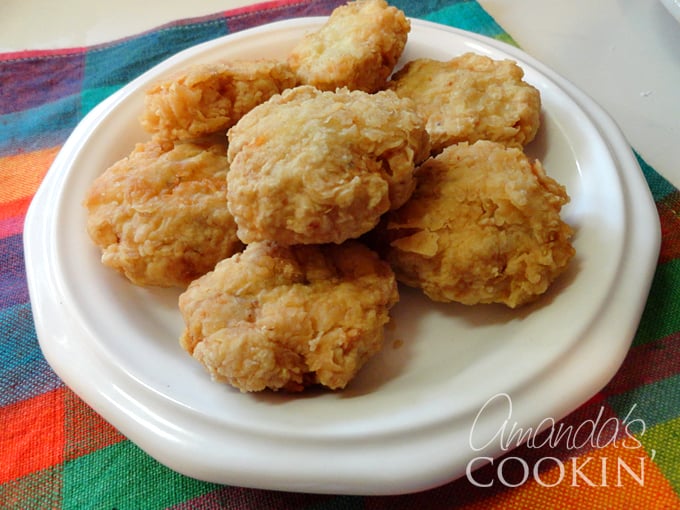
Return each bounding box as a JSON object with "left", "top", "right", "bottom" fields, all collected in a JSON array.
[{"left": 83, "top": 0, "right": 575, "bottom": 393}]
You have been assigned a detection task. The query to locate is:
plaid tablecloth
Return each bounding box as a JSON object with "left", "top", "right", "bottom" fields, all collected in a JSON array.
[{"left": 2, "top": 0, "right": 679, "bottom": 508}]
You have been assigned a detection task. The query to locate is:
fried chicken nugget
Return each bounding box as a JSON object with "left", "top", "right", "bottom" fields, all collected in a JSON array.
[
  {"left": 140, "top": 59, "right": 296, "bottom": 142},
  {"left": 287, "top": 0, "right": 410, "bottom": 92},
  {"left": 388, "top": 54, "right": 541, "bottom": 153},
  {"left": 227, "top": 85, "right": 430, "bottom": 245},
  {"left": 178, "top": 240, "right": 399, "bottom": 392},
  {"left": 380, "top": 140, "right": 574, "bottom": 308},
  {"left": 84, "top": 138, "right": 243, "bottom": 288}
]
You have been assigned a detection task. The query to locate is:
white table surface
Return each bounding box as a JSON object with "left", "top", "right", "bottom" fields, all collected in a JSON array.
[{"left": 2, "top": 0, "right": 679, "bottom": 188}]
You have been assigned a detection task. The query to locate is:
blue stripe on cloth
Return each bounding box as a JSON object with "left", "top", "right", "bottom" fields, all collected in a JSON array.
[
  {"left": 0, "top": 302, "right": 64, "bottom": 407},
  {"left": 0, "top": 1, "right": 512, "bottom": 157},
  {"left": 0, "top": 51, "right": 85, "bottom": 116},
  {"left": 0, "top": 94, "right": 80, "bottom": 157},
  {"left": 0, "top": 19, "right": 231, "bottom": 155},
  {"left": 0, "top": 234, "right": 29, "bottom": 309}
]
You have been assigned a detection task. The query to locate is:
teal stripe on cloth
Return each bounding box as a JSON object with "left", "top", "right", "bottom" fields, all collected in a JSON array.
[
  {"left": 608, "top": 373, "right": 680, "bottom": 430},
  {"left": 82, "top": 20, "right": 230, "bottom": 93},
  {"left": 80, "top": 85, "right": 124, "bottom": 117},
  {"left": 79, "top": 20, "right": 231, "bottom": 116},
  {"left": 425, "top": 2, "right": 509, "bottom": 40},
  {"left": 393, "top": 0, "right": 513, "bottom": 41},
  {"left": 637, "top": 151, "right": 676, "bottom": 202}
]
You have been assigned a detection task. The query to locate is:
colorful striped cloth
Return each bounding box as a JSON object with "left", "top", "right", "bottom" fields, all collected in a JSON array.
[{"left": 1, "top": 1, "right": 678, "bottom": 508}]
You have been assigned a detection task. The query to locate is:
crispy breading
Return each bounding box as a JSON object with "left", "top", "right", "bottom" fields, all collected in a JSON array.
[
  {"left": 82, "top": 1, "right": 578, "bottom": 396},
  {"left": 178, "top": 241, "right": 399, "bottom": 392},
  {"left": 84, "top": 137, "right": 243, "bottom": 287},
  {"left": 140, "top": 59, "right": 296, "bottom": 141},
  {"left": 226, "top": 85, "right": 430, "bottom": 245},
  {"left": 388, "top": 54, "right": 541, "bottom": 153},
  {"left": 379, "top": 140, "right": 574, "bottom": 308},
  {"left": 287, "top": 0, "right": 409, "bottom": 92}
]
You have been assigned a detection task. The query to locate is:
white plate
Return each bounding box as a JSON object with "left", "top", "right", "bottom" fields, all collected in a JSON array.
[
  {"left": 25, "top": 18, "right": 660, "bottom": 495},
  {"left": 660, "top": 0, "right": 680, "bottom": 22}
]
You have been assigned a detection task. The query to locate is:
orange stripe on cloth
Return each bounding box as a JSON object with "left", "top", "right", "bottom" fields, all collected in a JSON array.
[
  {"left": 0, "top": 147, "right": 60, "bottom": 205},
  {"left": 0, "top": 388, "right": 66, "bottom": 484},
  {"left": 458, "top": 437, "right": 679, "bottom": 509}
]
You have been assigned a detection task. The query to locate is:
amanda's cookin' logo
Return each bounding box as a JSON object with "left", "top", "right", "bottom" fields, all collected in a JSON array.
[{"left": 466, "top": 393, "right": 655, "bottom": 488}]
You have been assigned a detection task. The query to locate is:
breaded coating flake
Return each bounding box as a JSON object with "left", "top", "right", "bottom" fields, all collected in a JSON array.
[
  {"left": 227, "top": 85, "right": 430, "bottom": 245},
  {"left": 179, "top": 241, "right": 399, "bottom": 392},
  {"left": 381, "top": 140, "right": 574, "bottom": 308},
  {"left": 287, "top": 0, "right": 410, "bottom": 92},
  {"left": 84, "top": 138, "right": 243, "bottom": 288},
  {"left": 388, "top": 54, "right": 541, "bottom": 153},
  {"left": 140, "top": 59, "right": 296, "bottom": 141}
]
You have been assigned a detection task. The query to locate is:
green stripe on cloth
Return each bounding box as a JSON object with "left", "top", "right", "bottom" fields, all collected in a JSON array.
[
  {"left": 62, "top": 441, "right": 216, "bottom": 510},
  {"left": 633, "top": 259, "right": 680, "bottom": 347},
  {"left": 639, "top": 416, "right": 680, "bottom": 493}
]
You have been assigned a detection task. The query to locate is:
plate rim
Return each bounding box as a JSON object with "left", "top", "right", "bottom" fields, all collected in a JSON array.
[{"left": 24, "top": 17, "right": 661, "bottom": 495}]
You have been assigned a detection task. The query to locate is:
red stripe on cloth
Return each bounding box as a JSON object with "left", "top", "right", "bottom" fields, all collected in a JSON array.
[
  {"left": 222, "top": 0, "right": 308, "bottom": 16},
  {"left": 0, "top": 215, "right": 24, "bottom": 239},
  {"left": 0, "top": 196, "right": 32, "bottom": 224},
  {"left": 602, "top": 332, "right": 680, "bottom": 397},
  {"left": 0, "top": 388, "right": 66, "bottom": 484},
  {"left": 657, "top": 196, "right": 680, "bottom": 265},
  {"left": 0, "top": 46, "right": 86, "bottom": 62}
]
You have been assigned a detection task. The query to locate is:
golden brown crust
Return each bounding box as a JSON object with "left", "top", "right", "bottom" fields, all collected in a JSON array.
[
  {"left": 140, "top": 59, "right": 297, "bottom": 142},
  {"left": 388, "top": 54, "right": 541, "bottom": 153},
  {"left": 226, "top": 85, "right": 430, "bottom": 245},
  {"left": 178, "top": 241, "right": 399, "bottom": 392},
  {"left": 380, "top": 140, "right": 574, "bottom": 308},
  {"left": 287, "top": 0, "right": 410, "bottom": 92},
  {"left": 83, "top": 137, "right": 243, "bottom": 287}
]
